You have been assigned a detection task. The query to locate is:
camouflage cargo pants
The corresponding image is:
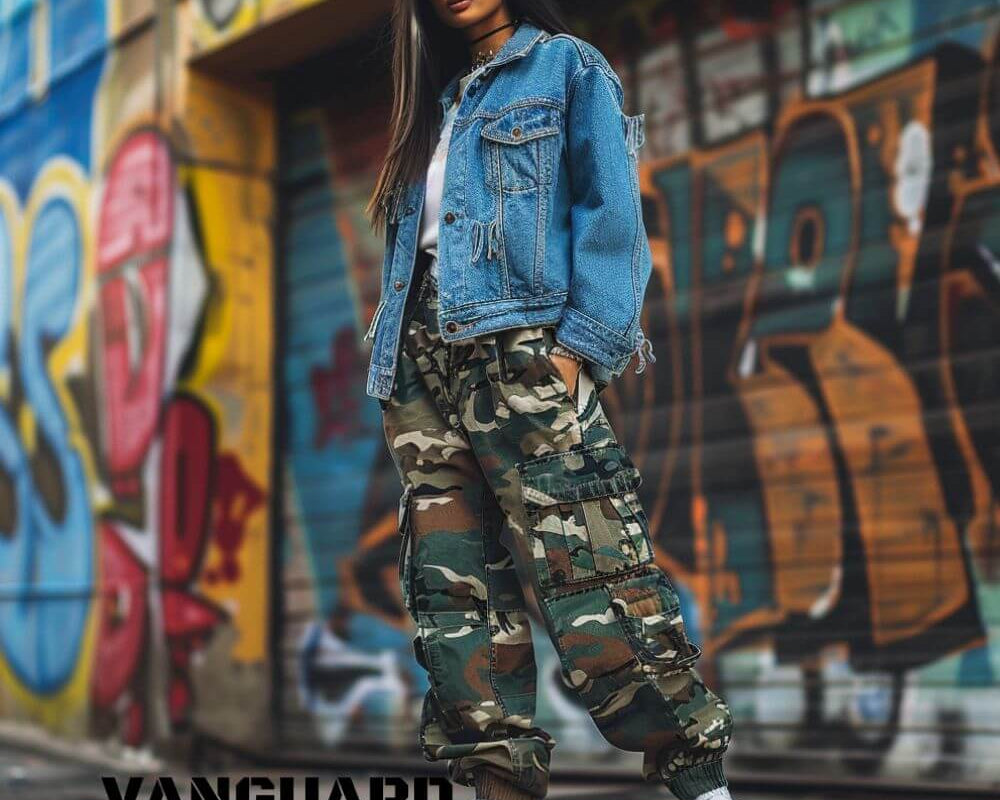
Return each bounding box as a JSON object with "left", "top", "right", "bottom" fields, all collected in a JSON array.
[{"left": 381, "top": 271, "right": 733, "bottom": 800}]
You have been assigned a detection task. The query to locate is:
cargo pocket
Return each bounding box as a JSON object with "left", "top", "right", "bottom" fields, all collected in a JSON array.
[
  {"left": 418, "top": 609, "right": 492, "bottom": 724},
  {"left": 518, "top": 442, "right": 654, "bottom": 589},
  {"left": 607, "top": 570, "right": 702, "bottom": 670},
  {"left": 543, "top": 585, "right": 638, "bottom": 700}
]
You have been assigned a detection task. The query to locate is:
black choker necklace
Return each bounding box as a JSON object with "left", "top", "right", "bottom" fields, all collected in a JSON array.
[
  {"left": 470, "top": 17, "right": 519, "bottom": 44},
  {"left": 468, "top": 18, "right": 520, "bottom": 70}
]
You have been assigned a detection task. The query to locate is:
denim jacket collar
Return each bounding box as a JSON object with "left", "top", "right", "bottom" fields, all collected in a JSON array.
[{"left": 437, "top": 18, "right": 546, "bottom": 115}]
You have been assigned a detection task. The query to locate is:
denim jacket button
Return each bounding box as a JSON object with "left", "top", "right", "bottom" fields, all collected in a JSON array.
[
  {"left": 394, "top": 280, "right": 405, "bottom": 291},
  {"left": 511, "top": 126, "right": 522, "bottom": 138},
  {"left": 445, "top": 321, "right": 459, "bottom": 333},
  {"left": 444, "top": 211, "right": 456, "bottom": 224}
]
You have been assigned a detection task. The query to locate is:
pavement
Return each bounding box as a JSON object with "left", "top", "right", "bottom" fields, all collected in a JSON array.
[
  {"left": 0, "top": 743, "right": 109, "bottom": 800},
  {"left": 0, "top": 740, "right": 978, "bottom": 800},
  {"left": 3, "top": 749, "right": 656, "bottom": 800}
]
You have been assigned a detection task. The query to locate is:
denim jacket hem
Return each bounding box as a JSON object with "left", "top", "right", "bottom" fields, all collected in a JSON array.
[
  {"left": 439, "top": 301, "right": 565, "bottom": 343},
  {"left": 368, "top": 364, "right": 395, "bottom": 400},
  {"left": 441, "top": 290, "right": 567, "bottom": 322},
  {"left": 366, "top": 301, "right": 568, "bottom": 400},
  {"left": 555, "top": 305, "right": 634, "bottom": 375}
]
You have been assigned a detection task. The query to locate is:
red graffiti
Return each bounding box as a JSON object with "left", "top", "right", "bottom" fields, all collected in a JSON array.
[
  {"left": 158, "top": 394, "right": 228, "bottom": 728},
  {"left": 96, "top": 130, "right": 173, "bottom": 496},
  {"left": 163, "top": 588, "right": 224, "bottom": 638},
  {"left": 310, "top": 327, "right": 363, "bottom": 447},
  {"left": 91, "top": 523, "right": 148, "bottom": 712},
  {"left": 159, "top": 393, "right": 216, "bottom": 584},
  {"left": 205, "top": 454, "right": 265, "bottom": 585},
  {"left": 91, "top": 394, "right": 230, "bottom": 740}
]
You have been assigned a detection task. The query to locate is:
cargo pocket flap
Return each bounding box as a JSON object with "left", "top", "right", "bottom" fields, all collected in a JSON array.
[
  {"left": 482, "top": 105, "right": 561, "bottom": 145},
  {"left": 518, "top": 443, "right": 641, "bottom": 507}
]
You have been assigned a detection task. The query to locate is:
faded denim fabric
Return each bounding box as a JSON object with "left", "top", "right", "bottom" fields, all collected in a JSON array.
[{"left": 366, "top": 18, "right": 654, "bottom": 400}]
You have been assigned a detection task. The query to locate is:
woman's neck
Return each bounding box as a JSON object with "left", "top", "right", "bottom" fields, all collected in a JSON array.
[{"left": 464, "top": 11, "right": 517, "bottom": 66}]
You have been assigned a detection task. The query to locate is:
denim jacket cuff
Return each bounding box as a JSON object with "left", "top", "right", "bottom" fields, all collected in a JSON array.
[
  {"left": 555, "top": 306, "right": 634, "bottom": 376},
  {"left": 550, "top": 340, "right": 589, "bottom": 364}
]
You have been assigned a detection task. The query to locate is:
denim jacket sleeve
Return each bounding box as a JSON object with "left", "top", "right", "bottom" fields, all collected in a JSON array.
[{"left": 555, "top": 62, "right": 654, "bottom": 378}]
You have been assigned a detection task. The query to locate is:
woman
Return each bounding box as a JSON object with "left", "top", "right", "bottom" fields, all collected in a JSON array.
[{"left": 364, "top": 2, "right": 734, "bottom": 799}]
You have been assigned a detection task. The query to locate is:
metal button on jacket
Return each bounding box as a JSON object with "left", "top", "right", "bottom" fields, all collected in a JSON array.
[
  {"left": 445, "top": 321, "right": 459, "bottom": 333},
  {"left": 444, "top": 211, "right": 456, "bottom": 224},
  {"left": 394, "top": 280, "right": 405, "bottom": 291}
]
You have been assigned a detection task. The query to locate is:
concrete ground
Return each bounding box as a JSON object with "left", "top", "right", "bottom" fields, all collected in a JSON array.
[
  {"left": 0, "top": 743, "right": 110, "bottom": 800},
  {"left": 0, "top": 740, "right": 973, "bottom": 800}
]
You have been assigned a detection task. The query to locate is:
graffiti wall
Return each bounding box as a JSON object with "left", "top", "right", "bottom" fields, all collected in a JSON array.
[
  {"left": 626, "top": 3, "right": 1000, "bottom": 780},
  {"left": 1, "top": 0, "right": 997, "bottom": 789},
  {"left": 276, "top": 0, "right": 1000, "bottom": 788},
  {"left": 0, "top": 0, "right": 273, "bottom": 748}
]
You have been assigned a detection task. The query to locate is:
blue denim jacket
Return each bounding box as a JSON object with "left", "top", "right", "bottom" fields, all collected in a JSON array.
[{"left": 366, "top": 18, "right": 653, "bottom": 400}]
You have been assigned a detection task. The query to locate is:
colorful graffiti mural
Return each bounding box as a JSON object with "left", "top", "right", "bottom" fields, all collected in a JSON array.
[
  {"left": 0, "top": 0, "right": 272, "bottom": 747},
  {"left": 276, "top": 0, "right": 1000, "bottom": 787},
  {"left": 0, "top": 0, "right": 997, "bottom": 790}
]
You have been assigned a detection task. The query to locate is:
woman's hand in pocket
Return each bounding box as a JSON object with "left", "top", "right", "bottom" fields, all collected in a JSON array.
[{"left": 549, "top": 352, "right": 582, "bottom": 399}]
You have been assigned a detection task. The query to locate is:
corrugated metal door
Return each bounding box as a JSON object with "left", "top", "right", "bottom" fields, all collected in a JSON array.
[{"left": 274, "top": 32, "right": 419, "bottom": 755}]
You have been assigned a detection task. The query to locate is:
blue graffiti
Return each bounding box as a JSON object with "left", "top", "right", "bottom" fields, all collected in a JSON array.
[
  {"left": 0, "top": 0, "right": 105, "bottom": 201},
  {"left": 0, "top": 0, "right": 105, "bottom": 695},
  {"left": 0, "top": 199, "right": 94, "bottom": 693}
]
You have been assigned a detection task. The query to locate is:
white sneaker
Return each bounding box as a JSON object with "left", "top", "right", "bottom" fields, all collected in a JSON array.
[{"left": 694, "top": 789, "right": 732, "bottom": 800}]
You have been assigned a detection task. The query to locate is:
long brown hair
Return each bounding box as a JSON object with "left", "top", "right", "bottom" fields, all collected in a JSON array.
[{"left": 365, "top": 0, "right": 576, "bottom": 234}]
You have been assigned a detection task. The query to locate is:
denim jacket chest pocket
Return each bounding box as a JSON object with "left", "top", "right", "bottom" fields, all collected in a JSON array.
[{"left": 480, "top": 103, "right": 562, "bottom": 192}]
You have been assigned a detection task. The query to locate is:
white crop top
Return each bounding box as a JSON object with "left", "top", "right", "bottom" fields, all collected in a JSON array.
[{"left": 419, "top": 64, "right": 486, "bottom": 278}]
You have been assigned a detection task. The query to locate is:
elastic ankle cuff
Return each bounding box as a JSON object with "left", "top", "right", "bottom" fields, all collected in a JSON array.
[{"left": 664, "top": 760, "right": 728, "bottom": 800}]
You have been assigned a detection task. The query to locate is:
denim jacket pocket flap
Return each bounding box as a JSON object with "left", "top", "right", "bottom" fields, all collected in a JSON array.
[
  {"left": 482, "top": 105, "right": 561, "bottom": 145},
  {"left": 518, "top": 443, "right": 641, "bottom": 507}
]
